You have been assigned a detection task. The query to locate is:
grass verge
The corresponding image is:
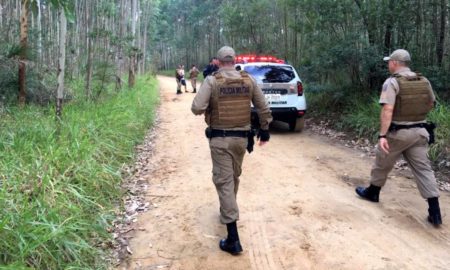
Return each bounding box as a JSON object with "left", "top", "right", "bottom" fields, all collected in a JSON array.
[{"left": 0, "top": 75, "right": 159, "bottom": 269}]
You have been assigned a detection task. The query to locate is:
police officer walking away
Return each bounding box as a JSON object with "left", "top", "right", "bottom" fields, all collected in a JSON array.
[
  {"left": 191, "top": 46, "right": 272, "bottom": 254},
  {"left": 189, "top": 64, "right": 200, "bottom": 93},
  {"left": 356, "top": 49, "right": 442, "bottom": 226}
]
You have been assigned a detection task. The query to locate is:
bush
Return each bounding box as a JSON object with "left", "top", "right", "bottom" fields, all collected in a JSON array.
[{"left": 0, "top": 42, "right": 57, "bottom": 106}]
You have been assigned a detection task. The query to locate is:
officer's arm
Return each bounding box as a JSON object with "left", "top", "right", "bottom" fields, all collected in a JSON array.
[
  {"left": 380, "top": 104, "right": 394, "bottom": 136},
  {"left": 251, "top": 80, "right": 273, "bottom": 130},
  {"left": 191, "top": 77, "right": 212, "bottom": 115}
]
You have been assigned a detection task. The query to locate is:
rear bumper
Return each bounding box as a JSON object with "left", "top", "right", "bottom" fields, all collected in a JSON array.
[{"left": 251, "top": 107, "right": 306, "bottom": 126}]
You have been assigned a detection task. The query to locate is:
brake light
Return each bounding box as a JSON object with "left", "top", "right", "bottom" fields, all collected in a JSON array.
[{"left": 297, "top": 81, "right": 303, "bottom": 96}]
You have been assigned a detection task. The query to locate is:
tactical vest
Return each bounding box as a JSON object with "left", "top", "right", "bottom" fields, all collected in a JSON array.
[
  {"left": 190, "top": 69, "right": 199, "bottom": 78},
  {"left": 392, "top": 73, "right": 433, "bottom": 122},
  {"left": 207, "top": 71, "right": 253, "bottom": 129}
]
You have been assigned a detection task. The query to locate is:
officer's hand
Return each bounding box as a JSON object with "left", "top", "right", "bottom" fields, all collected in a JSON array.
[
  {"left": 379, "top": 138, "right": 390, "bottom": 154},
  {"left": 257, "top": 129, "right": 270, "bottom": 146}
]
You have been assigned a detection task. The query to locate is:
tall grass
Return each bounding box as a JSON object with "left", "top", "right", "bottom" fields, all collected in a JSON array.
[
  {"left": 0, "top": 75, "right": 159, "bottom": 269},
  {"left": 428, "top": 101, "right": 450, "bottom": 160},
  {"left": 307, "top": 87, "right": 450, "bottom": 162}
]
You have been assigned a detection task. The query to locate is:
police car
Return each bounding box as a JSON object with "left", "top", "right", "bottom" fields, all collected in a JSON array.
[{"left": 235, "top": 54, "right": 307, "bottom": 132}]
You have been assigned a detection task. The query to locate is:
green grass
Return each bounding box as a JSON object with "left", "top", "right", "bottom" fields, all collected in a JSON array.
[
  {"left": 428, "top": 100, "right": 450, "bottom": 160},
  {"left": 0, "top": 74, "right": 159, "bottom": 269},
  {"left": 307, "top": 88, "right": 450, "bottom": 162}
]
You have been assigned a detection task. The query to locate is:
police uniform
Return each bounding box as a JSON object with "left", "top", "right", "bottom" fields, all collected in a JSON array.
[
  {"left": 189, "top": 66, "right": 200, "bottom": 93},
  {"left": 175, "top": 68, "right": 183, "bottom": 94},
  {"left": 356, "top": 49, "right": 442, "bottom": 226},
  {"left": 191, "top": 46, "right": 272, "bottom": 254},
  {"left": 371, "top": 67, "right": 439, "bottom": 198}
]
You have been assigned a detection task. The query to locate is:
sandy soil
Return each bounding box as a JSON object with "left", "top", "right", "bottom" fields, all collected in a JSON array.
[{"left": 120, "top": 76, "right": 450, "bottom": 270}]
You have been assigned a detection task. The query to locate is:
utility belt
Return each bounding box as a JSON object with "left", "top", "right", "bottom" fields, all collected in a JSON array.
[
  {"left": 388, "top": 122, "right": 436, "bottom": 144},
  {"left": 205, "top": 128, "right": 256, "bottom": 153}
]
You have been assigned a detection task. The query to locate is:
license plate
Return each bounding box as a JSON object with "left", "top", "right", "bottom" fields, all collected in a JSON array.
[{"left": 265, "top": 94, "right": 281, "bottom": 102}]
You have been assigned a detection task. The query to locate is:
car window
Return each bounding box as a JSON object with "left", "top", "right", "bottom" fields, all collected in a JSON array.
[{"left": 244, "top": 65, "right": 295, "bottom": 83}]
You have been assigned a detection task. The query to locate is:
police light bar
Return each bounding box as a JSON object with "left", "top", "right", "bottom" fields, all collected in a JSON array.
[{"left": 235, "top": 54, "right": 285, "bottom": 64}]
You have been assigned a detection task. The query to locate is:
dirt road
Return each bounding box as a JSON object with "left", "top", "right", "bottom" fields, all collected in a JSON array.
[{"left": 121, "top": 76, "right": 450, "bottom": 270}]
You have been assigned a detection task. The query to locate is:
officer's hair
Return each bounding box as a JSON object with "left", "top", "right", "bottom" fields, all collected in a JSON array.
[{"left": 398, "top": 60, "right": 410, "bottom": 67}]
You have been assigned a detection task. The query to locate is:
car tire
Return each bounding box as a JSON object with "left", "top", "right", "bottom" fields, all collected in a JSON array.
[{"left": 289, "top": 118, "right": 305, "bottom": 132}]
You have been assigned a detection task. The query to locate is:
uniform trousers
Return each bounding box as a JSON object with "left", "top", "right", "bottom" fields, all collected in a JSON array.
[
  {"left": 370, "top": 128, "right": 440, "bottom": 198},
  {"left": 191, "top": 78, "right": 197, "bottom": 90},
  {"left": 176, "top": 78, "right": 181, "bottom": 91},
  {"left": 209, "top": 136, "right": 247, "bottom": 224}
]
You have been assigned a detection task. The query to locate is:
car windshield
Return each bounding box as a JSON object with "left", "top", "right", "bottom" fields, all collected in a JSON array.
[{"left": 244, "top": 65, "right": 295, "bottom": 83}]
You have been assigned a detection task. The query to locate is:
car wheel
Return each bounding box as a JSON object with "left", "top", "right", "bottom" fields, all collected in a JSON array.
[{"left": 289, "top": 118, "right": 305, "bottom": 132}]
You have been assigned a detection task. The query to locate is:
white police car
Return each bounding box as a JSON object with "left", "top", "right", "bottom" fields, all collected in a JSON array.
[{"left": 235, "top": 55, "right": 307, "bottom": 131}]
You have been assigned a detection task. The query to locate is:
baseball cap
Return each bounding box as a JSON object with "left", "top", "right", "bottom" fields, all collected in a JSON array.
[
  {"left": 217, "top": 46, "right": 235, "bottom": 62},
  {"left": 383, "top": 49, "right": 411, "bottom": 62}
]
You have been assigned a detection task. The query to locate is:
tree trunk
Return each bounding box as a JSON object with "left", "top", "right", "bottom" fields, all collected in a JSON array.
[
  {"left": 354, "top": 0, "right": 376, "bottom": 45},
  {"left": 436, "top": 0, "right": 447, "bottom": 66},
  {"left": 85, "top": 0, "right": 93, "bottom": 99},
  {"left": 56, "top": 8, "right": 67, "bottom": 119},
  {"left": 18, "top": 0, "right": 29, "bottom": 106},
  {"left": 283, "top": 1, "right": 288, "bottom": 61},
  {"left": 383, "top": 0, "right": 394, "bottom": 55},
  {"left": 36, "top": 0, "right": 42, "bottom": 65},
  {"left": 128, "top": 0, "right": 138, "bottom": 88}
]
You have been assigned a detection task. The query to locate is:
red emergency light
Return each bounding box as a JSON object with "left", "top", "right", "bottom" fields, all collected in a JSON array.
[{"left": 235, "top": 54, "right": 285, "bottom": 64}]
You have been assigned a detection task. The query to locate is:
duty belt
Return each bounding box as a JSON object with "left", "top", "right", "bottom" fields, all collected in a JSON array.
[
  {"left": 389, "top": 123, "right": 428, "bottom": 131},
  {"left": 389, "top": 122, "right": 436, "bottom": 144},
  {"left": 210, "top": 129, "right": 249, "bottom": 138},
  {"left": 389, "top": 122, "right": 430, "bottom": 132}
]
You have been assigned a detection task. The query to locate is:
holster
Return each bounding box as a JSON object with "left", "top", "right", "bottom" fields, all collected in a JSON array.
[
  {"left": 247, "top": 129, "right": 256, "bottom": 153},
  {"left": 205, "top": 127, "right": 212, "bottom": 139},
  {"left": 425, "top": 122, "right": 436, "bottom": 145}
]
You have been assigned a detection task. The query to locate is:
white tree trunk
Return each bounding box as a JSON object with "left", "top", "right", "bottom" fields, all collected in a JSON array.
[
  {"left": 128, "top": 0, "right": 138, "bottom": 87},
  {"left": 37, "top": 0, "right": 42, "bottom": 64},
  {"left": 56, "top": 8, "right": 67, "bottom": 119}
]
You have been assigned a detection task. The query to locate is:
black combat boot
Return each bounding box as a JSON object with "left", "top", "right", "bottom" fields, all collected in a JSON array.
[
  {"left": 176, "top": 89, "right": 182, "bottom": 94},
  {"left": 427, "top": 197, "right": 442, "bottom": 226},
  {"left": 193, "top": 88, "right": 196, "bottom": 93},
  {"left": 219, "top": 221, "right": 243, "bottom": 255},
  {"left": 355, "top": 184, "right": 381, "bottom": 202}
]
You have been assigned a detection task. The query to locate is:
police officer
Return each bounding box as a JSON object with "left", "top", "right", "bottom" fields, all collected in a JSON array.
[
  {"left": 356, "top": 49, "right": 442, "bottom": 226},
  {"left": 189, "top": 64, "right": 200, "bottom": 93},
  {"left": 202, "top": 57, "right": 219, "bottom": 78},
  {"left": 191, "top": 46, "right": 272, "bottom": 254},
  {"left": 175, "top": 65, "right": 183, "bottom": 94}
]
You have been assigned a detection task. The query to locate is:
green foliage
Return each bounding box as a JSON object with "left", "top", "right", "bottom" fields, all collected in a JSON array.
[
  {"left": 0, "top": 75, "right": 159, "bottom": 269},
  {"left": 428, "top": 102, "right": 450, "bottom": 161},
  {"left": 0, "top": 57, "right": 56, "bottom": 106},
  {"left": 340, "top": 96, "right": 380, "bottom": 139}
]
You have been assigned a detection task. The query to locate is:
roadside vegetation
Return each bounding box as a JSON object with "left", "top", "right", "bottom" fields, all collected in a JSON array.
[{"left": 0, "top": 75, "right": 159, "bottom": 269}]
